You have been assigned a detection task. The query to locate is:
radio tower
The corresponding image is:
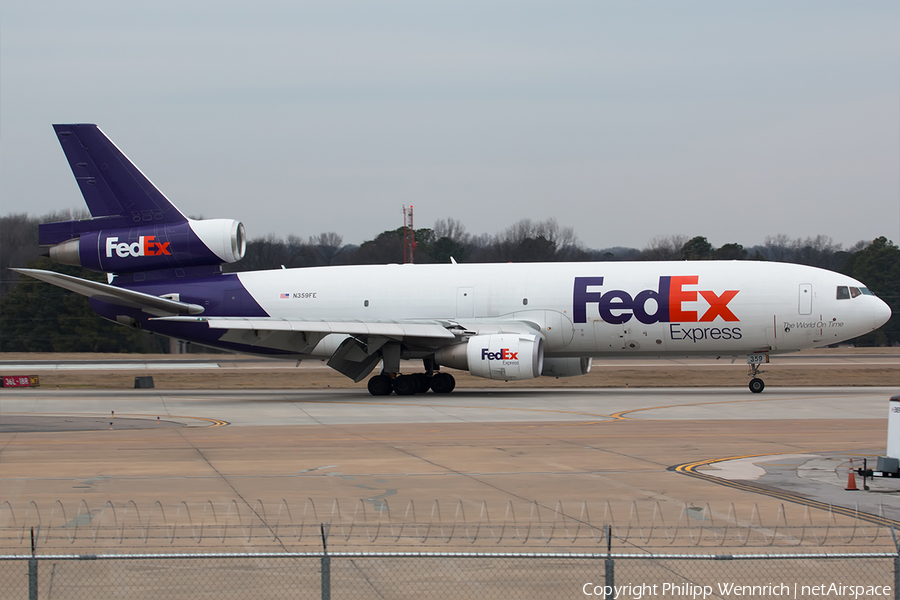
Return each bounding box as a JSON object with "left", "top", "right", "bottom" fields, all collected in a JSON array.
[{"left": 402, "top": 205, "right": 416, "bottom": 264}]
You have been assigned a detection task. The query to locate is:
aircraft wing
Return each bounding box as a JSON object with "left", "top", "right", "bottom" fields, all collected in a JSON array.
[
  {"left": 14, "top": 267, "right": 457, "bottom": 341},
  {"left": 14, "top": 266, "right": 538, "bottom": 383},
  {"left": 11, "top": 268, "right": 204, "bottom": 317},
  {"left": 153, "top": 315, "right": 458, "bottom": 339},
  {"left": 153, "top": 315, "right": 464, "bottom": 382}
]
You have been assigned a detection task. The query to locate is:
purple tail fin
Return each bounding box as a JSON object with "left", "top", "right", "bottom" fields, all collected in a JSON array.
[
  {"left": 41, "top": 124, "right": 186, "bottom": 245},
  {"left": 39, "top": 124, "right": 245, "bottom": 274}
]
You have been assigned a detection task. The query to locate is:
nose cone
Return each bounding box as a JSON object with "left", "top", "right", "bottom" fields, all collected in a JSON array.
[{"left": 873, "top": 297, "right": 892, "bottom": 330}]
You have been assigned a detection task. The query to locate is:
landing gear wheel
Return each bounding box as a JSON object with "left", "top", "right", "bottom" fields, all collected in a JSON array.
[
  {"left": 367, "top": 374, "right": 394, "bottom": 396},
  {"left": 749, "top": 378, "right": 765, "bottom": 394},
  {"left": 414, "top": 373, "right": 431, "bottom": 394},
  {"left": 393, "top": 375, "right": 418, "bottom": 396},
  {"left": 431, "top": 372, "right": 456, "bottom": 394}
]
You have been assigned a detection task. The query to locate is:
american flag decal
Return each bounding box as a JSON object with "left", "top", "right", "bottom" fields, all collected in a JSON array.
[{"left": 280, "top": 293, "right": 290, "bottom": 299}]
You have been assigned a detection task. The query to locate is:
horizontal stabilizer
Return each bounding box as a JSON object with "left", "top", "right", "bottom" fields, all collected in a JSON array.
[{"left": 12, "top": 268, "right": 204, "bottom": 317}]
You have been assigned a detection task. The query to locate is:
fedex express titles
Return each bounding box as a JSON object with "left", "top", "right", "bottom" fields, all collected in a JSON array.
[{"left": 573, "top": 276, "right": 742, "bottom": 342}]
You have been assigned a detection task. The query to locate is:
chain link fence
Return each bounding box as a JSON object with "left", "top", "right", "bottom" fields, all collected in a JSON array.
[{"left": 1, "top": 551, "right": 897, "bottom": 600}]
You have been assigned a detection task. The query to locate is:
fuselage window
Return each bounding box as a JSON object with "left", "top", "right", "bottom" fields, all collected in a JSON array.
[
  {"left": 836, "top": 286, "right": 850, "bottom": 300},
  {"left": 849, "top": 287, "right": 861, "bottom": 298}
]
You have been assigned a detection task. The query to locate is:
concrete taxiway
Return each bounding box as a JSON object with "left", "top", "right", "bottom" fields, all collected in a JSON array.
[{"left": 2, "top": 386, "right": 899, "bottom": 544}]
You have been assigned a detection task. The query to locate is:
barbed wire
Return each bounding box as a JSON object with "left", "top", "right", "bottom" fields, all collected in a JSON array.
[{"left": 2, "top": 499, "right": 896, "bottom": 551}]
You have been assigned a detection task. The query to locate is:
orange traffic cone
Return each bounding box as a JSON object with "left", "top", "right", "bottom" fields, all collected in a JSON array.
[{"left": 845, "top": 459, "right": 859, "bottom": 491}]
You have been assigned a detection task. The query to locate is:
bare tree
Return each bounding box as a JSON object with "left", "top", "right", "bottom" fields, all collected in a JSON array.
[
  {"left": 309, "top": 232, "right": 345, "bottom": 266},
  {"left": 763, "top": 234, "right": 792, "bottom": 262},
  {"left": 791, "top": 235, "right": 842, "bottom": 268},
  {"left": 433, "top": 218, "right": 470, "bottom": 244},
  {"left": 641, "top": 235, "right": 689, "bottom": 260}
]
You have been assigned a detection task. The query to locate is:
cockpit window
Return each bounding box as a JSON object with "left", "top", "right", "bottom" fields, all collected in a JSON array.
[
  {"left": 849, "top": 287, "right": 861, "bottom": 298},
  {"left": 836, "top": 286, "right": 850, "bottom": 300},
  {"left": 859, "top": 287, "right": 874, "bottom": 296}
]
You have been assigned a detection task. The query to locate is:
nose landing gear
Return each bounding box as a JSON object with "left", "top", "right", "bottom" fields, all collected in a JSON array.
[
  {"left": 747, "top": 353, "right": 768, "bottom": 393},
  {"left": 749, "top": 377, "right": 765, "bottom": 393}
]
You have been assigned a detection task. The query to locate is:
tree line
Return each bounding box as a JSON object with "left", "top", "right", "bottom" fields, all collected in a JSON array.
[
  {"left": 1, "top": 212, "right": 897, "bottom": 351},
  {"left": 225, "top": 221, "right": 870, "bottom": 274}
]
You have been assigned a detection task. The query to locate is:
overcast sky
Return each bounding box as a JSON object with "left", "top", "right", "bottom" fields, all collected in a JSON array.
[{"left": 2, "top": 1, "right": 898, "bottom": 251}]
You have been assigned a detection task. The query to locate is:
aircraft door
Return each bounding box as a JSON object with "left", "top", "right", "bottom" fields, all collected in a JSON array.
[
  {"left": 457, "top": 287, "right": 474, "bottom": 318},
  {"left": 799, "top": 284, "right": 813, "bottom": 315}
]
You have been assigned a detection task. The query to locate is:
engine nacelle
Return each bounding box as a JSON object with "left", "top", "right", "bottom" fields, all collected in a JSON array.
[
  {"left": 435, "top": 334, "right": 544, "bottom": 381},
  {"left": 47, "top": 219, "right": 246, "bottom": 273},
  {"left": 541, "top": 357, "right": 592, "bottom": 378}
]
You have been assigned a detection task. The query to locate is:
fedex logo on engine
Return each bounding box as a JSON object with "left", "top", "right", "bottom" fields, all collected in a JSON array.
[
  {"left": 573, "top": 276, "right": 739, "bottom": 325},
  {"left": 105, "top": 236, "right": 171, "bottom": 258},
  {"left": 482, "top": 348, "right": 519, "bottom": 361}
]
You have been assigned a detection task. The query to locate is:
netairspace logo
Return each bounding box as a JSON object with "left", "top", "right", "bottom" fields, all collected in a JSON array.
[{"left": 581, "top": 581, "right": 892, "bottom": 599}]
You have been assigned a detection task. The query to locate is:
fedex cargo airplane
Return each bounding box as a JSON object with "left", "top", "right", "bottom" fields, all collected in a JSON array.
[{"left": 14, "top": 125, "right": 892, "bottom": 395}]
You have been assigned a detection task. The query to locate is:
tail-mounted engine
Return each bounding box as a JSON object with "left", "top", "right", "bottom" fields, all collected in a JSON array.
[
  {"left": 37, "top": 124, "right": 247, "bottom": 274},
  {"left": 43, "top": 219, "right": 246, "bottom": 273},
  {"left": 435, "top": 333, "right": 544, "bottom": 380}
]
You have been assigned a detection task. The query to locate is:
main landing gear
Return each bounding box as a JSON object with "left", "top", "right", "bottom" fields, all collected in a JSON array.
[
  {"left": 366, "top": 353, "right": 456, "bottom": 396},
  {"left": 367, "top": 369, "right": 456, "bottom": 396}
]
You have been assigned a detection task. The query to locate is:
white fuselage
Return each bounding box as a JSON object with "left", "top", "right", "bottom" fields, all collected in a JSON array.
[{"left": 235, "top": 260, "right": 890, "bottom": 359}]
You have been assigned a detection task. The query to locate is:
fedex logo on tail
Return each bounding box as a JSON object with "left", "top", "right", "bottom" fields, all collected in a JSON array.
[
  {"left": 105, "top": 236, "right": 171, "bottom": 258},
  {"left": 573, "top": 276, "right": 739, "bottom": 325},
  {"left": 482, "top": 348, "right": 519, "bottom": 361}
]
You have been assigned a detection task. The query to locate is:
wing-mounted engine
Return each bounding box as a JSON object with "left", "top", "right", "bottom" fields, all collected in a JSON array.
[
  {"left": 541, "top": 357, "right": 592, "bottom": 377},
  {"left": 44, "top": 218, "right": 246, "bottom": 273},
  {"left": 434, "top": 333, "right": 544, "bottom": 380}
]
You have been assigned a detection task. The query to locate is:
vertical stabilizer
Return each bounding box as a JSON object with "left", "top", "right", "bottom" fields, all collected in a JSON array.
[
  {"left": 38, "top": 124, "right": 245, "bottom": 273},
  {"left": 42, "top": 124, "right": 187, "bottom": 245}
]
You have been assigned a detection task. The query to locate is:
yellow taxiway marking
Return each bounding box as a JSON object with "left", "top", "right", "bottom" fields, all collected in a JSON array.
[
  {"left": 0, "top": 428, "right": 865, "bottom": 448},
  {"left": 673, "top": 452, "right": 900, "bottom": 528},
  {"left": 289, "top": 399, "right": 617, "bottom": 419},
  {"left": 279, "top": 393, "right": 871, "bottom": 426},
  {"left": 1, "top": 412, "right": 228, "bottom": 428},
  {"left": 609, "top": 393, "right": 865, "bottom": 420}
]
